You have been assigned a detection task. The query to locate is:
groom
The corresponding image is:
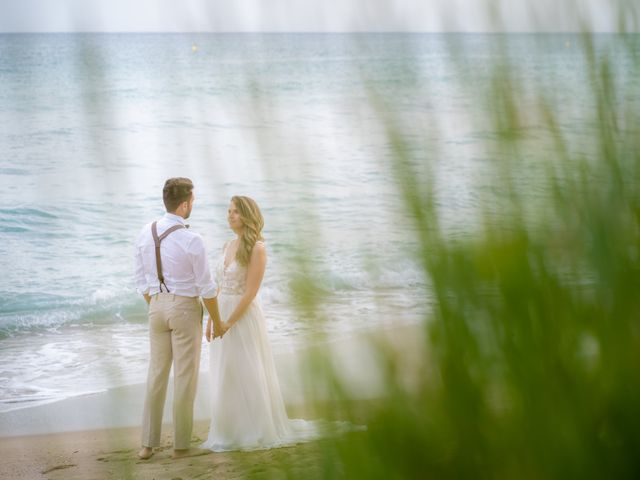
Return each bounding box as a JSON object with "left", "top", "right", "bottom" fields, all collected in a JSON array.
[{"left": 134, "top": 177, "right": 223, "bottom": 460}]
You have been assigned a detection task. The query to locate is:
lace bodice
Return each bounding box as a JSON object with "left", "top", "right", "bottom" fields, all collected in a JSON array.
[{"left": 215, "top": 240, "right": 248, "bottom": 296}]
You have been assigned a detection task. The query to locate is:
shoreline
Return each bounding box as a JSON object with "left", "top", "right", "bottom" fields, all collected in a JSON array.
[
  {"left": 0, "top": 321, "right": 424, "bottom": 438},
  {"left": 0, "top": 322, "right": 425, "bottom": 479},
  {"left": 0, "top": 414, "right": 347, "bottom": 480}
]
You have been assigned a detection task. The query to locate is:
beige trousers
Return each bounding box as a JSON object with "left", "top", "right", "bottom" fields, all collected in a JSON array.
[{"left": 141, "top": 293, "right": 203, "bottom": 450}]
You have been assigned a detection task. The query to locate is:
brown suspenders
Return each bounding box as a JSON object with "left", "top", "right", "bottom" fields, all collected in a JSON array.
[{"left": 151, "top": 221, "right": 187, "bottom": 293}]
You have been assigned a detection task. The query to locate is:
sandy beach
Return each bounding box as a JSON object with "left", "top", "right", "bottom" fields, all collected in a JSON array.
[
  {"left": 0, "top": 417, "right": 334, "bottom": 480},
  {"left": 0, "top": 324, "right": 425, "bottom": 479}
]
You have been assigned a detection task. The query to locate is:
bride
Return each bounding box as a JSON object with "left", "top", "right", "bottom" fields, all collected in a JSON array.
[{"left": 202, "top": 196, "right": 318, "bottom": 451}]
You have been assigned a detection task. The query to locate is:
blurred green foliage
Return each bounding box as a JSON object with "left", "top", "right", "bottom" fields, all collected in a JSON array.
[{"left": 294, "top": 32, "right": 640, "bottom": 480}]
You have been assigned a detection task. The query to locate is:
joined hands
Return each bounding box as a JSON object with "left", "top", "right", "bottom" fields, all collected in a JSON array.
[{"left": 206, "top": 320, "right": 230, "bottom": 341}]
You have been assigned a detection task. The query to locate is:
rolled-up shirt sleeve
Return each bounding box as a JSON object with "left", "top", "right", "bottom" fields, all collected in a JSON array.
[{"left": 188, "top": 234, "right": 218, "bottom": 299}]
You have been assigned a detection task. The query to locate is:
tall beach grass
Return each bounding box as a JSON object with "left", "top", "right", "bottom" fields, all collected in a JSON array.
[{"left": 283, "top": 26, "right": 640, "bottom": 480}]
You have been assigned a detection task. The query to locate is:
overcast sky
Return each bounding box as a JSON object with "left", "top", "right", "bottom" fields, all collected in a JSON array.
[{"left": 0, "top": 0, "right": 634, "bottom": 33}]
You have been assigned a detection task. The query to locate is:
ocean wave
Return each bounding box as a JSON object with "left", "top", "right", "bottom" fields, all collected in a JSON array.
[
  {"left": 316, "top": 262, "right": 426, "bottom": 292},
  {"left": 0, "top": 258, "right": 426, "bottom": 338},
  {"left": 0, "top": 206, "right": 60, "bottom": 235},
  {"left": 0, "top": 383, "right": 60, "bottom": 413},
  {"left": 0, "top": 291, "right": 73, "bottom": 314},
  {"left": 0, "top": 226, "right": 30, "bottom": 233},
  {"left": 259, "top": 285, "right": 290, "bottom": 304},
  {"left": 0, "top": 309, "right": 86, "bottom": 337},
  {"left": 0, "top": 207, "right": 58, "bottom": 220},
  {"left": 89, "top": 287, "right": 124, "bottom": 304},
  {"left": 0, "top": 168, "right": 30, "bottom": 175},
  {"left": 0, "top": 288, "right": 145, "bottom": 339}
]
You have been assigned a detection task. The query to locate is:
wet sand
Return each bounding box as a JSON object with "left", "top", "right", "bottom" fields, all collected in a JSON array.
[{"left": 0, "top": 323, "right": 425, "bottom": 479}]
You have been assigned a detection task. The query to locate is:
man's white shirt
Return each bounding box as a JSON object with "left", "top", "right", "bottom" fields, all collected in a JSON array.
[{"left": 134, "top": 213, "right": 217, "bottom": 298}]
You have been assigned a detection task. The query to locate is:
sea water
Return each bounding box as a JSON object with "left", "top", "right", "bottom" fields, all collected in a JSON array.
[{"left": 0, "top": 33, "right": 636, "bottom": 411}]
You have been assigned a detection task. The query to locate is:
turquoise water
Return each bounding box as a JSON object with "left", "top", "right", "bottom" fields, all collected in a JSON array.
[{"left": 0, "top": 33, "right": 636, "bottom": 411}]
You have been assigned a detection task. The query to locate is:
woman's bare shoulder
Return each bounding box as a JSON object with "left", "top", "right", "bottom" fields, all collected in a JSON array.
[{"left": 252, "top": 240, "right": 267, "bottom": 259}]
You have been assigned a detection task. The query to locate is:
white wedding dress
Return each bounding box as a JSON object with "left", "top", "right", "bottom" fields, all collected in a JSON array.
[{"left": 201, "top": 241, "right": 321, "bottom": 452}]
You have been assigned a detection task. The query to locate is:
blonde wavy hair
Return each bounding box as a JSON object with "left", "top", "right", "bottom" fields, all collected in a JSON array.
[{"left": 231, "top": 196, "right": 264, "bottom": 266}]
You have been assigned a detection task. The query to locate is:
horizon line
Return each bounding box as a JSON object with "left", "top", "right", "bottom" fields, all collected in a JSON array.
[{"left": 0, "top": 30, "right": 635, "bottom": 35}]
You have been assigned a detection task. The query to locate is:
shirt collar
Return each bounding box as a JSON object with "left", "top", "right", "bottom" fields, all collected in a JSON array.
[{"left": 163, "top": 212, "right": 186, "bottom": 225}]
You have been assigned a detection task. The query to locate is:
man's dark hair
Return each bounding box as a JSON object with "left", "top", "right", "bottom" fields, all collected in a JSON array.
[{"left": 163, "top": 177, "right": 194, "bottom": 212}]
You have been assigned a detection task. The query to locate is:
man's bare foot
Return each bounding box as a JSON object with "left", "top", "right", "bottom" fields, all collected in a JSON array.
[
  {"left": 137, "top": 447, "right": 154, "bottom": 460},
  {"left": 172, "top": 448, "right": 211, "bottom": 459}
]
